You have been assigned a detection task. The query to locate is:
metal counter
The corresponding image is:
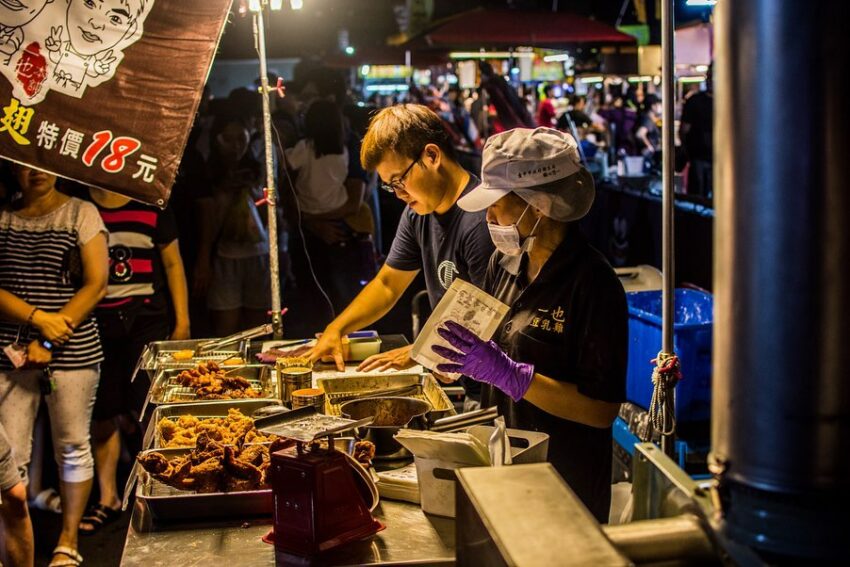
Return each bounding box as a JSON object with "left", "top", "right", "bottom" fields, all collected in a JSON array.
[{"left": 122, "top": 488, "right": 455, "bottom": 566}]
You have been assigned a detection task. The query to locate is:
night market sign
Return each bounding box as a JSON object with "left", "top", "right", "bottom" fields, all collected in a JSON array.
[{"left": 0, "top": 0, "right": 231, "bottom": 206}]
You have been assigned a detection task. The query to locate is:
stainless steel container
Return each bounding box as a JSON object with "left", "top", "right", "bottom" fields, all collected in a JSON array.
[
  {"left": 291, "top": 388, "right": 325, "bottom": 413},
  {"left": 275, "top": 357, "right": 313, "bottom": 405}
]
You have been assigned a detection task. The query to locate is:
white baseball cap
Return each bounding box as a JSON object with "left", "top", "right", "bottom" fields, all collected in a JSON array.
[{"left": 458, "top": 127, "right": 595, "bottom": 222}]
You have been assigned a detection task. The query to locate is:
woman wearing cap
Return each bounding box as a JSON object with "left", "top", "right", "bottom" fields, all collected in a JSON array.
[{"left": 431, "top": 128, "right": 627, "bottom": 523}]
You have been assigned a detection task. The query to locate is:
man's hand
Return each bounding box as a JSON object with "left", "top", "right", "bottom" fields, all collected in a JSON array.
[
  {"left": 357, "top": 345, "right": 415, "bottom": 372},
  {"left": 308, "top": 328, "right": 345, "bottom": 371},
  {"left": 32, "top": 310, "right": 74, "bottom": 344},
  {"left": 25, "top": 340, "right": 52, "bottom": 368},
  {"left": 170, "top": 321, "right": 191, "bottom": 340}
]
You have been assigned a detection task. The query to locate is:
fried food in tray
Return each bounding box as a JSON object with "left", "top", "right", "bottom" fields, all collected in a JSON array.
[
  {"left": 173, "top": 361, "right": 262, "bottom": 400},
  {"left": 137, "top": 432, "right": 272, "bottom": 493},
  {"left": 157, "top": 408, "right": 277, "bottom": 448}
]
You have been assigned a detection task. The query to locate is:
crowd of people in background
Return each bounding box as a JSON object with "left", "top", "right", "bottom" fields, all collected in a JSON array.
[{"left": 0, "top": 61, "right": 712, "bottom": 566}]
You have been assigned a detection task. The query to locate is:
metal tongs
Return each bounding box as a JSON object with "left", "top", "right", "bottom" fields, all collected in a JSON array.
[{"left": 196, "top": 323, "right": 274, "bottom": 353}]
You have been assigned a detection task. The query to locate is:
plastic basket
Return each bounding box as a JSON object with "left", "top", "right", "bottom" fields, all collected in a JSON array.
[{"left": 626, "top": 289, "right": 713, "bottom": 422}]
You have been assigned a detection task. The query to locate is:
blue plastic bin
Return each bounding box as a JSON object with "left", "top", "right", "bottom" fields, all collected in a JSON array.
[{"left": 626, "top": 289, "right": 713, "bottom": 422}]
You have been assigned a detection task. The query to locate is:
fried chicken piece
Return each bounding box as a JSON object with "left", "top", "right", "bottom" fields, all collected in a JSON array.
[
  {"left": 223, "top": 446, "right": 263, "bottom": 485},
  {"left": 158, "top": 418, "right": 177, "bottom": 443},
  {"left": 191, "top": 433, "right": 225, "bottom": 464},
  {"left": 189, "top": 457, "right": 224, "bottom": 493},
  {"left": 354, "top": 440, "right": 376, "bottom": 466},
  {"left": 222, "top": 375, "right": 252, "bottom": 390},
  {"left": 176, "top": 415, "right": 199, "bottom": 429},
  {"left": 137, "top": 452, "right": 171, "bottom": 475},
  {"left": 237, "top": 444, "right": 268, "bottom": 467}
]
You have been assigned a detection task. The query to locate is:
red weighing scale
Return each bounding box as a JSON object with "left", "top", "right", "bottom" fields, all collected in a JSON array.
[{"left": 255, "top": 407, "right": 384, "bottom": 558}]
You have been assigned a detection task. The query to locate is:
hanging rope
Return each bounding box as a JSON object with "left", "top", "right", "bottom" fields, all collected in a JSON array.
[{"left": 649, "top": 351, "right": 682, "bottom": 436}]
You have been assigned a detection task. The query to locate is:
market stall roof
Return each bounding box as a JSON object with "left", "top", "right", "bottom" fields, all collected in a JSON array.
[{"left": 402, "top": 8, "right": 636, "bottom": 49}]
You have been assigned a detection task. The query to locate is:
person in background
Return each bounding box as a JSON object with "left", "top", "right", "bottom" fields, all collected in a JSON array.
[
  {"left": 0, "top": 421, "right": 33, "bottom": 567},
  {"left": 536, "top": 84, "right": 557, "bottom": 128},
  {"left": 195, "top": 113, "right": 271, "bottom": 337},
  {"left": 680, "top": 65, "right": 714, "bottom": 198},
  {"left": 308, "top": 104, "right": 495, "bottom": 409},
  {"left": 432, "top": 128, "right": 626, "bottom": 522},
  {"left": 78, "top": 187, "right": 189, "bottom": 535},
  {"left": 285, "top": 99, "right": 371, "bottom": 313},
  {"left": 0, "top": 163, "right": 108, "bottom": 567},
  {"left": 635, "top": 94, "right": 662, "bottom": 157},
  {"left": 557, "top": 95, "right": 593, "bottom": 132}
]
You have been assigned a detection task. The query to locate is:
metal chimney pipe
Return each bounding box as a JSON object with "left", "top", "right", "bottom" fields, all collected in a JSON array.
[{"left": 712, "top": 0, "right": 850, "bottom": 560}]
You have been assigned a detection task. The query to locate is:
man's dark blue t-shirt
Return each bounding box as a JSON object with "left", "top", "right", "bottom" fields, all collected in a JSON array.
[{"left": 385, "top": 174, "right": 494, "bottom": 309}]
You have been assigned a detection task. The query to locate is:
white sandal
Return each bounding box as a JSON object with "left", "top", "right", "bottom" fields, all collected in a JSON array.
[
  {"left": 50, "top": 546, "right": 83, "bottom": 566},
  {"left": 31, "top": 488, "right": 63, "bottom": 514}
]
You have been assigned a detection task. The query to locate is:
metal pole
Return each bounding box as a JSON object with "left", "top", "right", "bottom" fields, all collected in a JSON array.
[
  {"left": 253, "top": 8, "right": 283, "bottom": 339},
  {"left": 660, "top": 0, "right": 676, "bottom": 457}
]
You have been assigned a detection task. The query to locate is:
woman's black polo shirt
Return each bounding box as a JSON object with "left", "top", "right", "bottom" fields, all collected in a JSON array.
[{"left": 481, "top": 225, "right": 628, "bottom": 522}]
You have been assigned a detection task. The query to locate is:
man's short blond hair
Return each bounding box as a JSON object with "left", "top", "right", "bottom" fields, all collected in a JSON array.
[{"left": 360, "top": 104, "right": 456, "bottom": 171}]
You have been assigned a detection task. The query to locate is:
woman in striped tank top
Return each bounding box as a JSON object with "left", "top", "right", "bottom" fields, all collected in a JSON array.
[{"left": 0, "top": 163, "right": 108, "bottom": 567}]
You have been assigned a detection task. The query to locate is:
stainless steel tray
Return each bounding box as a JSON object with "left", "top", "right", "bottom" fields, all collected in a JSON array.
[
  {"left": 133, "top": 338, "right": 250, "bottom": 382},
  {"left": 317, "top": 373, "right": 456, "bottom": 421},
  {"left": 134, "top": 447, "right": 272, "bottom": 522},
  {"left": 144, "top": 399, "right": 284, "bottom": 450},
  {"left": 146, "top": 364, "right": 277, "bottom": 407}
]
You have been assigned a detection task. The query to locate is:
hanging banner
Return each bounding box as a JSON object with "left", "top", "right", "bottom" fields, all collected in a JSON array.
[{"left": 0, "top": 0, "right": 232, "bottom": 206}]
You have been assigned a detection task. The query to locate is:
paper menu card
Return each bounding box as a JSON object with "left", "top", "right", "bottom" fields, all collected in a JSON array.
[{"left": 410, "top": 278, "right": 510, "bottom": 380}]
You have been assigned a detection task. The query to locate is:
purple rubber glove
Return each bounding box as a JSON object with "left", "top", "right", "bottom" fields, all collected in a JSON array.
[{"left": 431, "top": 320, "right": 535, "bottom": 402}]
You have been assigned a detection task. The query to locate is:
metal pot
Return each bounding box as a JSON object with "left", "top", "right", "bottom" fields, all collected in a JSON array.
[{"left": 340, "top": 396, "right": 431, "bottom": 458}]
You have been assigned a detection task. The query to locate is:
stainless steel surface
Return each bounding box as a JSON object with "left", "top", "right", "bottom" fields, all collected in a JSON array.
[
  {"left": 147, "top": 365, "right": 277, "bottom": 406},
  {"left": 660, "top": 0, "right": 676, "bottom": 459},
  {"left": 144, "top": 399, "right": 283, "bottom": 450},
  {"left": 455, "top": 464, "right": 628, "bottom": 566},
  {"left": 430, "top": 407, "right": 498, "bottom": 433},
  {"left": 122, "top": 499, "right": 455, "bottom": 566},
  {"left": 631, "top": 443, "right": 714, "bottom": 522},
  {"left": 713, "top": 0, "right": 849, "bottom": 559},
  {"left": 318, "top": 373, "right": 456, "bottom": 421},
  {"left": 603, "top": 515, "right": 716, "bottom": 565}
]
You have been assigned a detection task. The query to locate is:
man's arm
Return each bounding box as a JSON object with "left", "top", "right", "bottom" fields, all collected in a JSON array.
[
  {"left": 159, "top": 240, "right": 191, "bottom": 340},
  {"left": 524, "top": 374, "right": 621, "bottom": 428},
  {"left": 59, "top": 232, "right": 108, "bottom": 328},
  {"left": 309, "top": 264, "right": 418, "bottom": 370}
]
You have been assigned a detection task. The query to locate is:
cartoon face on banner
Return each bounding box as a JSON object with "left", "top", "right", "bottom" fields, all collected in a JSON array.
[{"left": 0, "top": 0, "right": 153, "bottom": 104}]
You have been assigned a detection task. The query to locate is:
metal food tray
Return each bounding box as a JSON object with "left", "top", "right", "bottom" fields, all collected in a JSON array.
[
  {"left": 134, "top": 447, "right": 272, "bottom": 522},
  {"left": 134, "top": 338, "right": 250, "bottom": 381},
  {"left": 144, "top": 399, "right": 283, "bottom": 450},
  {"left": 147, "top": 364, "right": 277, "bottom": 407},
  {"left": 317, "top": 372, "right": 456, "bottom": 420}
]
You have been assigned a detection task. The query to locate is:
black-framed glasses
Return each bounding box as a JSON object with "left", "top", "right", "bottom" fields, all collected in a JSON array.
[{"left": 379, "top": 151, "right": 422, "bottom": 193}]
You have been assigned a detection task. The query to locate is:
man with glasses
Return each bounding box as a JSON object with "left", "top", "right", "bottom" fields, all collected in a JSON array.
[{"left": 309, "top": 104, "right": 493, "bottom": 404}]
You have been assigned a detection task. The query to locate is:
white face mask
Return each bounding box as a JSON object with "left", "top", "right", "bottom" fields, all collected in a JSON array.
[{"left": 487, "top": 205, "right": 540, "bottom": 256}]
